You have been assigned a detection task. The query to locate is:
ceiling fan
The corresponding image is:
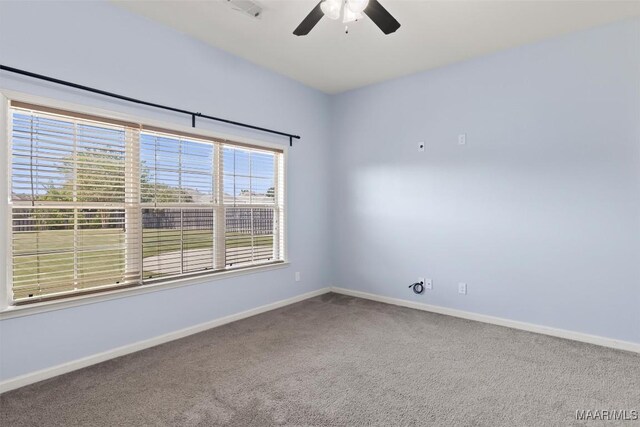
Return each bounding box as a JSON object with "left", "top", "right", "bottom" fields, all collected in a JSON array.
[{"left": 293, "top": 0, "right": 400, "bottom": 36}]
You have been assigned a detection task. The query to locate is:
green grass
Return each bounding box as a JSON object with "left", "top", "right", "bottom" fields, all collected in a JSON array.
[{"left": 12, "top": 229, "right": 274, "bottom": 300}]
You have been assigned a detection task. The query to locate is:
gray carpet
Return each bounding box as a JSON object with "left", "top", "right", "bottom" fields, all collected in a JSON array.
[{"left": 1, "top": 293, "right": 639, "bottom": 426}]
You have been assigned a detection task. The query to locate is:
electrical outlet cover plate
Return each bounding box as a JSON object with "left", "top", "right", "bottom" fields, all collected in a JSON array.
[
  {"left": 458, "top": 282, "right": 467, "bottom": 295},
  {"left": 425, "top": 279, "right": 433, "bottom": 290},
  {"left": 458, "top": 134, "right": 466, "bottom": 145}
]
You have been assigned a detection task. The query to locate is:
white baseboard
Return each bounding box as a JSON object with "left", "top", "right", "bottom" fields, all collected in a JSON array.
[
  {"left": 331, "top": 286, "right": 640, "bottom": 354},
  {"left": 4, "top": 285, "right": 636, "bottom": 394},
  {"left": 0, "top": 287, "right": 331, "bottom": 394}
]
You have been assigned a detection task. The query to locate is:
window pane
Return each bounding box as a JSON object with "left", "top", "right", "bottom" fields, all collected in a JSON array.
[
  {"left": 11, "top": 114, "right": 128, "bottom": 204},
  {"left": 223, "top": 146, "right": 275, "bottom": 205},
  {"left": 142, "top": 208, "right": 215, "bottom": 279},
  {"left": 251, "top": 177, "right": 275, "bottom": 205},
  {"left": 10, "top": 107, "right": 139, "bottom": 303},
  {"left": 141, "top": 133, "right": 213, "bottom": 204},
  {"left": 223, "top": 175, "right": 250, "bottom": 204},
  {"left": 12, "top": 114, "right": 75, "bottom": 202},
  {"left": 225, "top": 207, "right": 275, "bottom": 267},
  {"left": 12, "top": 208, "right": 75, "bottom": 300},
  {"left": 251, "top": 151, "right": 274, "bottom": 178},
  {"left": 76, "top": 123, "right": 126, "bottom": 203},
  {"left": 183, "top": 209, "right": 214, "bottom": 273},
  {"left": 11, "top": 207, "right": 129, "bottom": 301},
  {"left": 142, "top": 208, "right": 182, "bottom": 279},
  {"left": 76, "top": 209, "right": 127, "bottom": 288}
]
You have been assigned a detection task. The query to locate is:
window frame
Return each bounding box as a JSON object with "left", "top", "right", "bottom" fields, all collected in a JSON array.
[{"left": 0, "top": 90, "right": 289, "bottom": 317}]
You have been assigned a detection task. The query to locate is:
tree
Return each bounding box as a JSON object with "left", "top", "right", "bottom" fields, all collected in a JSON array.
[{"left": 35, "top": 150, "right": 192, "bottom": 227}]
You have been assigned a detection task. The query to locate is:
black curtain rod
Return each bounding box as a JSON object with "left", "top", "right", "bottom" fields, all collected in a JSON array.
[{"left": 0, "top": 64, "right": 301, "bottom": 146}]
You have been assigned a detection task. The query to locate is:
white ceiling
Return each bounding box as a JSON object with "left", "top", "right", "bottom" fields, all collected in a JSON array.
[{"left": 115, "top": 0, "right": 640, "bottom": 94}]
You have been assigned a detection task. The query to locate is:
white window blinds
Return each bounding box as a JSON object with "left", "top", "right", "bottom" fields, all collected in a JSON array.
[
  {"left": 140, "top": 130, "right": 218, "bottom": 279},
  {"left": 9, "top": 102, "right": 285, "bottom": 304}
]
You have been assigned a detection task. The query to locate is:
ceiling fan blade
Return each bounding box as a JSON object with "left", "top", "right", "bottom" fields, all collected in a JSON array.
[
  {"left": 293, "top": 2, "right": 324, "bottom": 36},
  {"left": 363, "top": 0, "right": 401, "bottom": 35}
]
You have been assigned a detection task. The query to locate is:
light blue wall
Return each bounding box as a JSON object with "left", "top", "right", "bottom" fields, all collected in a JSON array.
[
  {"left": 0, "top": 1, "right": 332, "bottom": 381},
  {"left": 330, "top": 18, "right": 640, "bottom": 344},
  {"left": 1, "top": 1, "right": 638, "bottom": 385}
]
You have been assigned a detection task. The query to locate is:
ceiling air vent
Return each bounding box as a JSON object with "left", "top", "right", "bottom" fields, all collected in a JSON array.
[{"left": 226, "top": 0, "right": 263, "bottom": 19}]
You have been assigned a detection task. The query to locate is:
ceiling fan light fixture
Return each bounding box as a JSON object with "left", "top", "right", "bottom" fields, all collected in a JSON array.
[
  {"left": 342, "top": 7, "right": 362, "bottom": 24},
  {"left": 346, "top": 0, "right": 369, "bottom": 14},
  {"left": 320, "top": 0, "right": 342, "bottom": 20},
  {"left": 293, "top": 0, "right": 400, "bottom": 36}
]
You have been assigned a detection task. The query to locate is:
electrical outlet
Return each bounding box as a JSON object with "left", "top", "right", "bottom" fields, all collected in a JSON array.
[
  {"left": 418, "top": 142, "right": 425, "bottom": 152},
  {"left": 458, "top": 282, "right": 467, "bottom": 295},
  {"left": 458, "top": 134, "right": 466, "bottom": 145},
  {"left": 295, "top": 272, "right": 301, "bottom": 282},
  {"left": 424, "top": 279, "right": 433, "bottom": 290},
  {"left": 418, "top": 277, "right": 425, "bottom": 287}
]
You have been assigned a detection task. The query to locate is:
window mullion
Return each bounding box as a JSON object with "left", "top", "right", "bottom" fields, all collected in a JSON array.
[
  {"left": 2, "top": 96, "right": 12, "bottom": 308},
  {"left": 125, "top": 126, "right": 141, "bottom": 284},
  {"left": 277, "top": 152, "right": 286, "bottom": 262},
  {"left": 214, "top": 144, "right": 225, "bottom": 270},
  {"left": 179, "top": 140, "right": 184, "bottom": 275},
  {"left": 249, "top": 152, "right": 255, "bottom": 263},
  {"left": 273, "top": 153, "right": 280, "bottom": 260},
  {"left": 72, "top": 120, "right": 79, "bottom": 291}
]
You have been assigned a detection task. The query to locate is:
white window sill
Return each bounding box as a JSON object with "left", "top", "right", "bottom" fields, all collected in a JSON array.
[{"left": 0, "top": 262, "right": 290, "bottom": 320}]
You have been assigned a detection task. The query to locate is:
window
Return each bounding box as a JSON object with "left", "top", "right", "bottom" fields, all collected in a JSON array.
[{"left": 8, "top": 101, "right": 286, "bottom": 304}]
